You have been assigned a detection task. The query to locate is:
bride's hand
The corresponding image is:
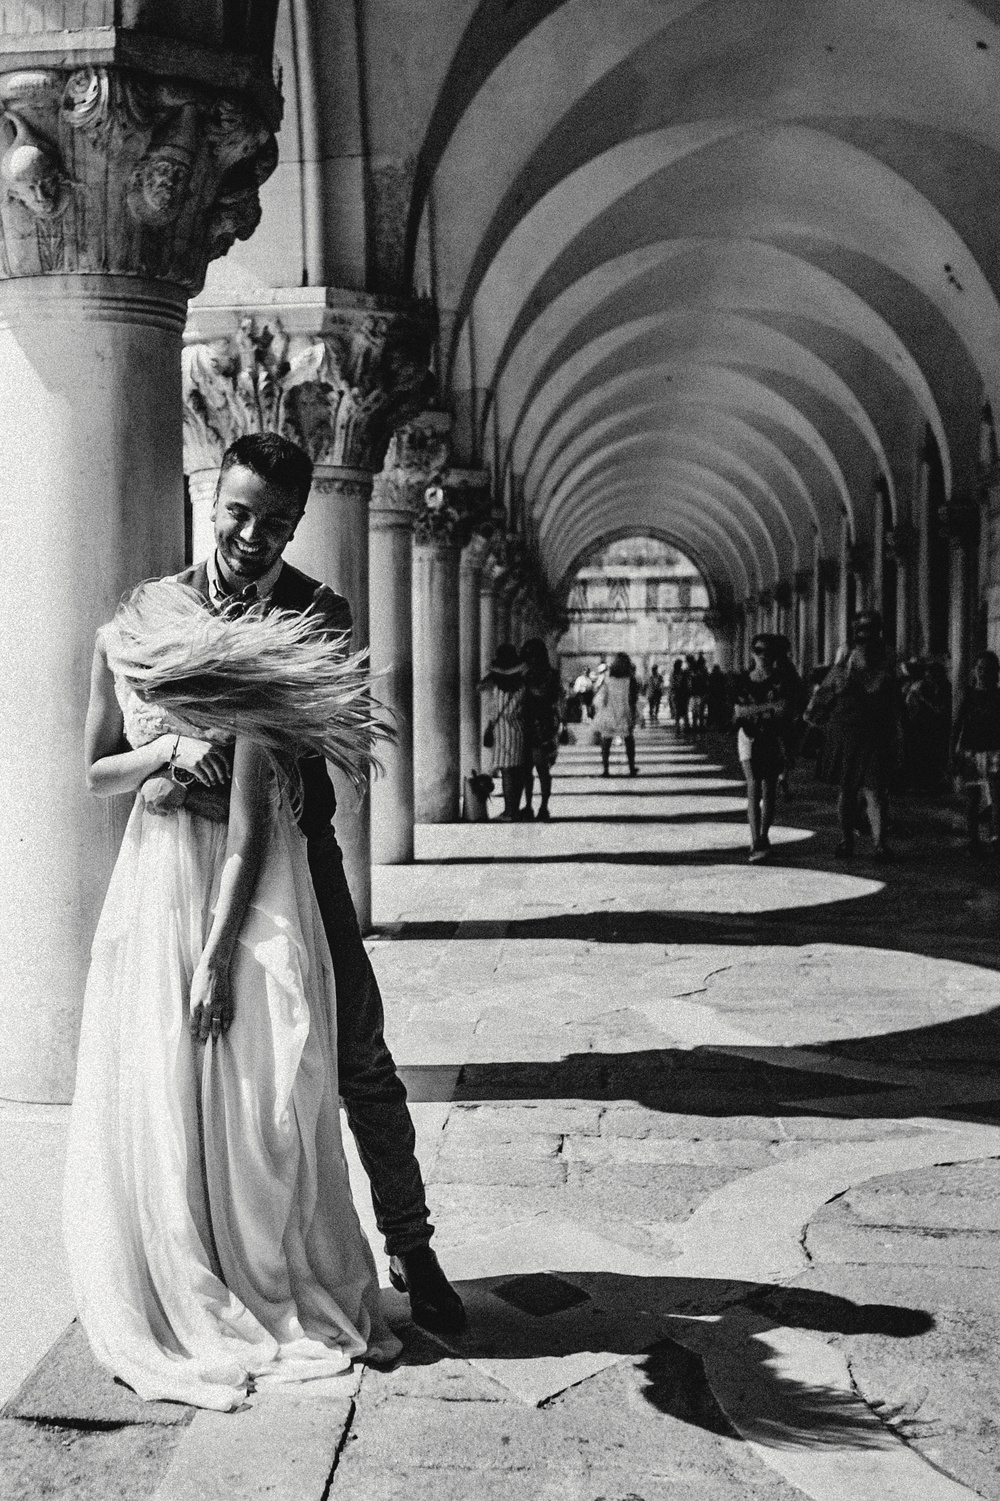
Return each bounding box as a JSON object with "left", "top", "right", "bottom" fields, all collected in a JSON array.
[{"left": 189, "top": 955, "right": 234, "bottom": 1042}]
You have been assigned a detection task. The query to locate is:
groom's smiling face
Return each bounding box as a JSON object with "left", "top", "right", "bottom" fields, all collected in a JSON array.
[{"left": 212, "top": 465, "right": 304, "bottom": 583}]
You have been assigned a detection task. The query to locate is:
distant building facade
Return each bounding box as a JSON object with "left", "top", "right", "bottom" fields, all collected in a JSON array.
[{"left": 558, "top": 538, "right": 717, "bottom": 679}]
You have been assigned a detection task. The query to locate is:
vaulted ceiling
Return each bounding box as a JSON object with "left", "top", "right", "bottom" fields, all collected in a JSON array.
[{"left": 218, "top": 0, "right": 1000, "bottom": 612}]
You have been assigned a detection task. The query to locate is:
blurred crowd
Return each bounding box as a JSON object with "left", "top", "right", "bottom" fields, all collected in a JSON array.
[
  {"left": 558, "top": 617, "right": 1000, "bottom": 862},
  {"left": 471, "top": 620, "right": 1000, "bottom": 852}
]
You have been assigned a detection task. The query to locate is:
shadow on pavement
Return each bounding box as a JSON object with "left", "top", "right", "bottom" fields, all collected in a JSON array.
[{"left": 395, "top": 1272, "right": 932, "bottom": 1445}]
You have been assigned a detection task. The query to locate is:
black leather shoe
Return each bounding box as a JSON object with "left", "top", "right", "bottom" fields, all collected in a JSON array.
[{"left": 388, "top": 1246, "right": 467, "bottom": 1335}]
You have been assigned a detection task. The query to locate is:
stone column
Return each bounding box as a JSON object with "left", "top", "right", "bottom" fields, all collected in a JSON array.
[
  {"left": 480, "top": 567, "right": 500, "bottom": 677},
  {"left": 183, "top": 295, "right": 435, "bottom": 929},
  {"left": 0, "top": 46, "right": 279, "bottom": 1102},
  {"left": 459, "top": 534, "right": 491, "bottom": 782},
  {"left": 816, "top": 560, "right": 841, "bottom": 660},
  {"left": 369, "top": 413, "right": 451, "bottom": 865},
  {"left": 916, "top": 454, "right": 933, "bottom": 655},
  {"left": 795, "top": 571, "right": 814, "bottom": 672},
  {"left": 885, "top": 522, "right": 915, "bottom": 660},
  {"left": 496, "top": 578, "right": 519, "bottom": 645},
  {"left": 412, "top": 536, "right": 462, "bottom": 823},
  {"left": 944, "top": 502, "right": 979, "bottom": 709},
  {"left": 287, "top": 466, "right": 375, "bottom": 924}
]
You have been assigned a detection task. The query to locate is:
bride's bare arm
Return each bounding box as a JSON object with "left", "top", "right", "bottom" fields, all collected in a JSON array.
[
  {"left": 189, "top": 737, "right": 271, "bottom": 1041},
  {"left": 85, "top": 632, "right": 230, "bottom": 795}
]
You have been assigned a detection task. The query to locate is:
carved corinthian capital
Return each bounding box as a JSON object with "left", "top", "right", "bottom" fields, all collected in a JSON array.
[
  {"left": 371, "top": 411, "right": 452, "bottom": 518},
  {"left": 0, "top": 65, "right": 277, "bottom": 291},
  {"left": 182, "top": 295, "right": 436, "bottom": 476}
]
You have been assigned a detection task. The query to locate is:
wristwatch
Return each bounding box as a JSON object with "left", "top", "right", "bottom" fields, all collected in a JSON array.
[{"left": 168, "top": 734, "right": 196, "bottom": 787}]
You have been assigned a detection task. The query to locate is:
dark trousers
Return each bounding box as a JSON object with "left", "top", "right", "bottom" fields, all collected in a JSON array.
[{"left": 307, "top": 824, "right": 432, "bottom": 1256}]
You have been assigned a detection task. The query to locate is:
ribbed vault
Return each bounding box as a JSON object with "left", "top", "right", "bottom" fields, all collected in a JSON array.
[{"left": 407, "top": 0, "right": 1000, "bottom": 610}]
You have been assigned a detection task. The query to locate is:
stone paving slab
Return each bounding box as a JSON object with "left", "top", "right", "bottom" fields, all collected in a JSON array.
[
  {"left": 2, "top": 1321, "right": 191, "bottom": 1427},
  {"left": 151, "top": 1379, "right": 360, "bottom": 1501},
  {"left": 0, "top": 1418, "right": 184, "bottom": 1501}
]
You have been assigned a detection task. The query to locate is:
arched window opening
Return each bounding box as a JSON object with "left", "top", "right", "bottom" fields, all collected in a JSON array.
[{"left": 558, "top": 536, "right": 716, "bottom": 681}]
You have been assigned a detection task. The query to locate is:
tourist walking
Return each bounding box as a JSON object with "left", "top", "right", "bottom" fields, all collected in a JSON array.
[
  {"left": 521, "top": 637, "right": 562, "bottom": 821},
  {"left": 812, "top": 611, "right": 901, "bottom": 861},
  {"left": 594, "top": 651, "right": 639, "bottom": 775},
  {"left": 952, "top": 650, "right": 1000, "bottom": 855},
  {"left": 480, "top": 642, "right": 528, "bottom": 819},
  {"left": 706, "top": 663, "right": 729, "bottom": 729},
  {"left": 647, "top": 662, "right": 664, "bottom": 723},
  {"left": 689, "top": 653, "right": 709, "bottom": 732},
  {"left": 733, "top": 634, "right": 790, "bottom": 862},
  {"left": 670, "top": 657, "right": 690, "bottom": 733}
]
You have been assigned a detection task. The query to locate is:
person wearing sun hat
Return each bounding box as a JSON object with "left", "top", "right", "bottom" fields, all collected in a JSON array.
[{"left": 479, "top": 642, "right": 528, "bottom": 819}]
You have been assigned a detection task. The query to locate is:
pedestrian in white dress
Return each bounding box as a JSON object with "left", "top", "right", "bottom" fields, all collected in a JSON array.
[{"left": 593, "top": 652, "right": 639, "bottom": 776}]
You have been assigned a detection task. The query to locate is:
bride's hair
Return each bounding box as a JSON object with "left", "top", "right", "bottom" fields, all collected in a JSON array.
[{"left": 103, "top": 580, "right": 393, "bottom": 800}]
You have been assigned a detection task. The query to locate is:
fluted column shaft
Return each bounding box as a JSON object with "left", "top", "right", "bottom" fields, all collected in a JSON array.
[{"left": 413, "top": 539, "right": 462, "bottom": 823}]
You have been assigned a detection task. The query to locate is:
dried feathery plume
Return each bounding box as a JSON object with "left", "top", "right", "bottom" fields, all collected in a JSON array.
[{"left": 104, "top": 580, "right": 393, "bottom": 796}]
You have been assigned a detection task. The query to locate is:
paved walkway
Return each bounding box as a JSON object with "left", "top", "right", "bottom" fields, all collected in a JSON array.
[{"left": 5, "top": 726, "right": 1000, "bottom": 1499}]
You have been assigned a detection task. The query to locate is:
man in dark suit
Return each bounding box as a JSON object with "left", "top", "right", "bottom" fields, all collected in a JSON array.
[{"left": 172, "top": 431, "right": 465, "bottom": 1335}]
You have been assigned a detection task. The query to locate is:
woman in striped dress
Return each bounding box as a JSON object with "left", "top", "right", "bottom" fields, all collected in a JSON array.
[{"left": 479, "top": 643, "right": 528, "bottom": 820}]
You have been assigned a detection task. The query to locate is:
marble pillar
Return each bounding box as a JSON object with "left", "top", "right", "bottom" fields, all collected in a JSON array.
[
  {"left": 944, "top": 505, "right": 979, "bottom": 707},
  {"left": 795, "top": 573, "right": 814, "bottom": 672},
  {"left": 916, "top": 457, "right": 932, "bottom": 655},
  {"left": 413, "top": 538, "right": 462, "bottom": 823},
  {"left": 367, "top": 413, "right": 451, "bottom": 864},
  {"left": 183, "top": 295, "right": 436, "bottom": 927},
  {"left": 480, "top": 571, "right": 499, "bottom": 677},
  {"left": 0, "top": 44, "right": 280, "bottom": 1101},
  {"left": 1, "top": 280, "right": 186, "bottom": 1101},
  {"left": 459, "top": 538, "right": 490, "bottom": 782},
  {"left": 369, "top": 497, "right": 415, "bottom": 865},
  {"left": 284, "top": 467, "right": 374, "bottom": 928}
]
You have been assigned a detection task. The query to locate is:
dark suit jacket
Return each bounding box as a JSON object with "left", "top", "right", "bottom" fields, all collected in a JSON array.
[{"left": 175, "top": 559, "right": 353, "bottom": 838}]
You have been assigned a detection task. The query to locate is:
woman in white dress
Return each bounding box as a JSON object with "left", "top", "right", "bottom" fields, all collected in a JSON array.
[
  {"left": 64, "top": 581, "right": 400, "bottom": 1412},
  {"left": 593, "top": 652, "right": 639, "bottom": 777}
]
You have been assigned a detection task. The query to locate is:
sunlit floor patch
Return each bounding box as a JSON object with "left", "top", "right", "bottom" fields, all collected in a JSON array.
[{"left": 388, "top": 852, "right": 878, "bottom": 918}]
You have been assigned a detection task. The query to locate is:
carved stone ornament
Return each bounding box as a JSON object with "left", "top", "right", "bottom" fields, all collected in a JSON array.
[
  {"left": 371, "top": 411, "right": 452, "bottom": 517},
  {"left": 816, "top": 557, "right": 841, "bottom": 592},
  {"left": 183, "top": 303, "right": 435, "bottom": 476},
  {"left": 412, "top": 469, "right": 492, "bottom": 547},
  {"left": 794, "top": 569, "right": 813, "bottom": 598},
  {"left": 0, "top": 66, "right": 277, "bottom": 291}
]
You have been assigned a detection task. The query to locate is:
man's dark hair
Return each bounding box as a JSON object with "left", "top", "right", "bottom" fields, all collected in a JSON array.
[{"left": 218, "top": 433, "right": 313, "bottom": 511}]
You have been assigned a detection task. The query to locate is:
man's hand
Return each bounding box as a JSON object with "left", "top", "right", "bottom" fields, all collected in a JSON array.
[
  {"left": 139, "top": 774, "right": 187, "bottom": 815},
  {"left": 189, "top": 955, "right": 235, "bottom": 1042},
  {"left": 172, "top": 736, "right": 231, "bottom": 787}
]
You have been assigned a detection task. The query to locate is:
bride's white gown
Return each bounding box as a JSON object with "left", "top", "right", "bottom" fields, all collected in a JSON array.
[{"left": 64, "top": 685, "right": 400, "bottom": 1411}]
